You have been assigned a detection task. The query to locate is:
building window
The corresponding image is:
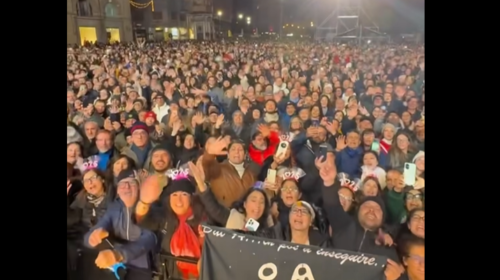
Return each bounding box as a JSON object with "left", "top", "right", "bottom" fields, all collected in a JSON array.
[
  {"left": 104, "top": 3, "right": 120, "bottom": 17},
  {"left": 171, "top": 12, "right": 178, "bottom": 20},
  {"left": 77, "top": 0, "right": 93, "bottom": 17},
  {"left": 180, "top": 13, "right": 186, "bottom": 21},
  {"left": 152, "top": 11, "right": 163, "bottom": 20}
]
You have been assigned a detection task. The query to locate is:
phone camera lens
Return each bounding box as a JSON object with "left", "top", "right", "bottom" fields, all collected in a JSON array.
[
  {"left": 405, "top": 164, "right": 409, "bottom": 169},
  {"left": 281, "top": 143, "right": 286, "bottom": 148}
]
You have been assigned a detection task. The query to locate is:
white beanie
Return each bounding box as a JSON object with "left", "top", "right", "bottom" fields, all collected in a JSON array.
[
  {"left": 412, "top": 151, "right": 425, "bottom": 163},
  {"left": 67, "top": 126, "right": 83, "bottom": 144}
]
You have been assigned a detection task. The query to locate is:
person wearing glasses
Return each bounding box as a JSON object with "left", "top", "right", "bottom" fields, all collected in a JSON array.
[
  {"left": 398, "top": 235, "right": 425, "bottom": 280},
  {"left": 84, "top": 169, "right": 157, "bottom": 280}
]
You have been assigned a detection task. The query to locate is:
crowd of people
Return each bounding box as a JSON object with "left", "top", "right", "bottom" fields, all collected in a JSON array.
[{"left": 67, "top": 40, "right": 425, "bottom": 280}]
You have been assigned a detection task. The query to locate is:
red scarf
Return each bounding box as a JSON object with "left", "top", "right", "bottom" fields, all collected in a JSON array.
[
  {"left": 380, "top": 138, "right": 392, "bottom": 154},
  {"left": 170, "top": 207, "right": 201, "bottom": 279}
]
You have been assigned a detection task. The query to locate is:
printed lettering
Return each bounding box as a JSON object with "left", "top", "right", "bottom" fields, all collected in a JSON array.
[
  {"left": 277, "top": 244, "right": 299, "bottom": 252},
  {"left": 262, "top": 241, "right": 275, "bottom": 246},
  {"left": 258, "top": 263, "right": 278, "bottom": 280},
  {"left": 302, "top": 248, "right": 312, "bottom": 254}
]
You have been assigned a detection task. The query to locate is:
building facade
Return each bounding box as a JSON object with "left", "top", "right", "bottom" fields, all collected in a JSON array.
[
  {"left": 67, "top": 0, "right": 134, "bottom": 45},
  {"left": 131, "top": 0, "right": 234, "bottom": 40}
]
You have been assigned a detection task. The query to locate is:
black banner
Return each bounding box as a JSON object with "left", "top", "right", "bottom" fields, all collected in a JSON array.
[{"left": 200, "top": 225, "right": 387, "bottom": 280}]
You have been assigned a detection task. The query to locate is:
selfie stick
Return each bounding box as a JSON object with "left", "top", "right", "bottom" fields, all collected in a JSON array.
[{"left": 104, "top": 239, "right": 127, "bottom": 280}]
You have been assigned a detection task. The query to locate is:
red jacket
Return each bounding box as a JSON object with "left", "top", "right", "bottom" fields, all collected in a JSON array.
[{"left": 248, "top": 131, "right": 280, "bottom": 166}]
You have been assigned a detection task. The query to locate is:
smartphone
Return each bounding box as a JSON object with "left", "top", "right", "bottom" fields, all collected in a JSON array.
[
  {"left": 276, "top": 141, "right": 289, "bottom": 157},
  {"left": 404, "top": 162, "right": 417, "bottom": 186},
  {"left": 245, "top": 218, "right": 260, "bottom": 232},
  {"left": 371, "top": 139, "right": 380, "bottom": 153},
  {"left": 266, "top": 169, "right": 277, "bottom": 184},
  {"left": 318, "top": 144, "right": 328, "bottom": 162}
]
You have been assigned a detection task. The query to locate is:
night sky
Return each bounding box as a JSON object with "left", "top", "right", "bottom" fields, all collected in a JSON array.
[{"left": 233, "top": 0, "right": 424, "bottom": 33}]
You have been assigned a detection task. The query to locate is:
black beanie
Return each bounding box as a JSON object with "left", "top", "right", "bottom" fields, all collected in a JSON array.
[
  {"left": 116, "top": 169, "right": 137, "bottom": 183},
  {"left": 358, "top": 196, "right": 386, "bottom": 223},
  {"left": 165, "top": 179, "right": 195, "bottom": 196}
]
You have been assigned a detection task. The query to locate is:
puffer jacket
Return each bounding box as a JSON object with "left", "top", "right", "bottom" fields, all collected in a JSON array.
[{"left": 84, "top": 199, "right": 157, "bottom": 269}]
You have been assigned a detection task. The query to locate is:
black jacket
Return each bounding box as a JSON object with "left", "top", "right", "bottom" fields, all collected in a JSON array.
[{"left": 322, "top": 182, "right": 400, "bottom": 262}]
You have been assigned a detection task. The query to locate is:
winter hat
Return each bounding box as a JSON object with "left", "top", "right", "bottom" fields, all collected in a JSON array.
[
  {"left": 130, "top": 122, "right": 148, "bottom": 134},
  {"left": 358, "top": 196, "right": 386, "bottom": 223},
  {"left": 67, "top": 126, "right": 83, "bottom": 144},
  {"left": 116, "top": 169, "right": 138, "bottom": 183},
  {"left": 144, "top": 111, "right": 157, "bottom": 121},
  {"left": 291, "top": 200, "right": 316, "bottom": 222},
  {"left": 412, "top": 151, "right": 424, "bottom": 163}
]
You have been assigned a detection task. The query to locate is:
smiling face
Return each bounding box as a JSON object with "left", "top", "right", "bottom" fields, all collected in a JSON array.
[
  {"left": 408, "top": 210, "right": 425, "bottom": 238},
  {"left": 243, "top": 190, "right": 266, "bottom": 221}
]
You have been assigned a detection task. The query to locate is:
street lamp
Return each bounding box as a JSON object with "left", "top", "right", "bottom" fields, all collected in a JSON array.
[
  {"left": 217, "top": 10, "right": 222, "bottom": 35},
  {"left": 238, "top": 14, "right": 243, "bottom": 19},
  {"left": 246, "top": 16, "right": 251, "bottom": 26}
]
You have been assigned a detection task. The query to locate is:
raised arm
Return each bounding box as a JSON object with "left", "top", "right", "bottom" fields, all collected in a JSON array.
[
  {"left": 201, "top": 137, "right": 228, "bottom": 181},
  {"left": 318, "top": 163, "right": 353, "bottom": 233}
]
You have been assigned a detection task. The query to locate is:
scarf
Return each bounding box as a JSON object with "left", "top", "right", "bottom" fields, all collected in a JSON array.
[
  {"left": 232, "top": 123, "right": 243, "bottom": 136},
  {"left": 170, "top": 208, "right": 201, "bottom": 279},
  {"left": 87, "top": 194, "right": 105, "bottom": 217},
  {"left": 380, "top": 138, "right": 392, "bottom": 154}
]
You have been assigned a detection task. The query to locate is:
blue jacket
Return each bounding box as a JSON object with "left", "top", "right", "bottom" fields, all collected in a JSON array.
[
  {"left": 84, "top": 199, "right": 157, "bottom": 269},
  {"left": 335, "top": 147, "right": 363, "bottom": 178}
]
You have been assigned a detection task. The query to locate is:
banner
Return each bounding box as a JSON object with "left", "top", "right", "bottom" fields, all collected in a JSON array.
[{"left": 200, "top": 225, "right": 386, "bottom": 280}]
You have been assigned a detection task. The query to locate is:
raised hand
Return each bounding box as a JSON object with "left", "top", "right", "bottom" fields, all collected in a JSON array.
[{"left": 206, "top": 137, "right": 228, "bottom": 156}]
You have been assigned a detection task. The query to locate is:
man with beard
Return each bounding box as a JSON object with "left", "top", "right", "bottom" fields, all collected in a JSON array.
[{"left": 148, "top": 145, "right": 172, "bottom": 190}]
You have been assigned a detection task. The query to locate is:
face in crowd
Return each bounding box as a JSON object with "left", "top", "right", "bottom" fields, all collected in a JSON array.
[
  {"left": 82, "top": 170, "right": 105, "bottom": 197},
  {"left": 228, "top": 142, "right": 245, "bottom": 165}
]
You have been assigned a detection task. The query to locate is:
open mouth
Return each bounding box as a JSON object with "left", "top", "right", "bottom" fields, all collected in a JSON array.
[
  {"left": 293, "top": 219, "right": 303, "bottom": 225},
  {"left": 366, "top": 214, "right": 375, "bottom": 220}
]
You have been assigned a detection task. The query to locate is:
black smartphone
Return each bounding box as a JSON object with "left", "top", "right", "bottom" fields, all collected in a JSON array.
[{"left": 318, "top": 144, "right": 328, "bottom": 162}]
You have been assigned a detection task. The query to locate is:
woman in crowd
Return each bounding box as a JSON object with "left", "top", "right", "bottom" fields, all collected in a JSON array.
[
  {"left": 388, "top": 132, "right": 416, "bottom": 170},
  {"left": 399, "top": 236, "right": 425, "bottom": 280},
  {"left": 267, "top": 168, "right": 306, "bottom": 225},
  {"left": 135, "top": 169, "right": 205, "bottom": 280},
  {"left": 189, "top": 160, "right": 272, "bottom": 230},
  {"left": 67, "top": 164, "right": 113, "bottom": 280},
  {"left": 105, "top": 155, "right": 137, "bottom": 197}
]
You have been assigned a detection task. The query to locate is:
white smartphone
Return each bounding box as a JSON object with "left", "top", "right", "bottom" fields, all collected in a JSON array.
[
  {"left": 245, "top": 218, "right": 260, "bottom": 232},
  {"left": 404, "top": 162, "right": 417, "bottom": 186},
  {"left": 276, "top": 141, "right": 289, "bottom": 156},
  {"left": 266, "top": 169, "right": 277, "bottom": 184}
]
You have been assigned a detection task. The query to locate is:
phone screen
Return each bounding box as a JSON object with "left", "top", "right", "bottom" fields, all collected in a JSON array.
[{"left": 371, "top": 139, "right": 380, "bottom": 153}]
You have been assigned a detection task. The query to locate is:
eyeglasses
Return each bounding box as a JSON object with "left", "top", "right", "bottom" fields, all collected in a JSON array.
[
  {"left": 339, "top": 194, "right": 353, "bottom": 202},
  {"left": 117, "top": 180, "right": 139, "bottom": 189},
  {"left": 408, "top": 255, "right": 425, "bottom": 264},
  {"left": 411, "top": 215, "right": 425, "bottom": 222},
  {"left": 281, "top": 187, "right": 298, "bottom": 193},
  {"left": 406, "top": 194, "right": 423, "bottom": 201},
  {"left": 83, "top": 175, "right": 99, "bottom": 185},
  {"left": 291, "top": 208, "right": 311, "bottom": 216}
]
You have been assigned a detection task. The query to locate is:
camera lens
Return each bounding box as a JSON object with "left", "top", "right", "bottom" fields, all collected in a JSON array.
[
  {"left": 405, "top": 163, "right": 409, "bottom": 169},
  {"left": 281, "top": 143, "right": 286, "bottom": 148}
]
